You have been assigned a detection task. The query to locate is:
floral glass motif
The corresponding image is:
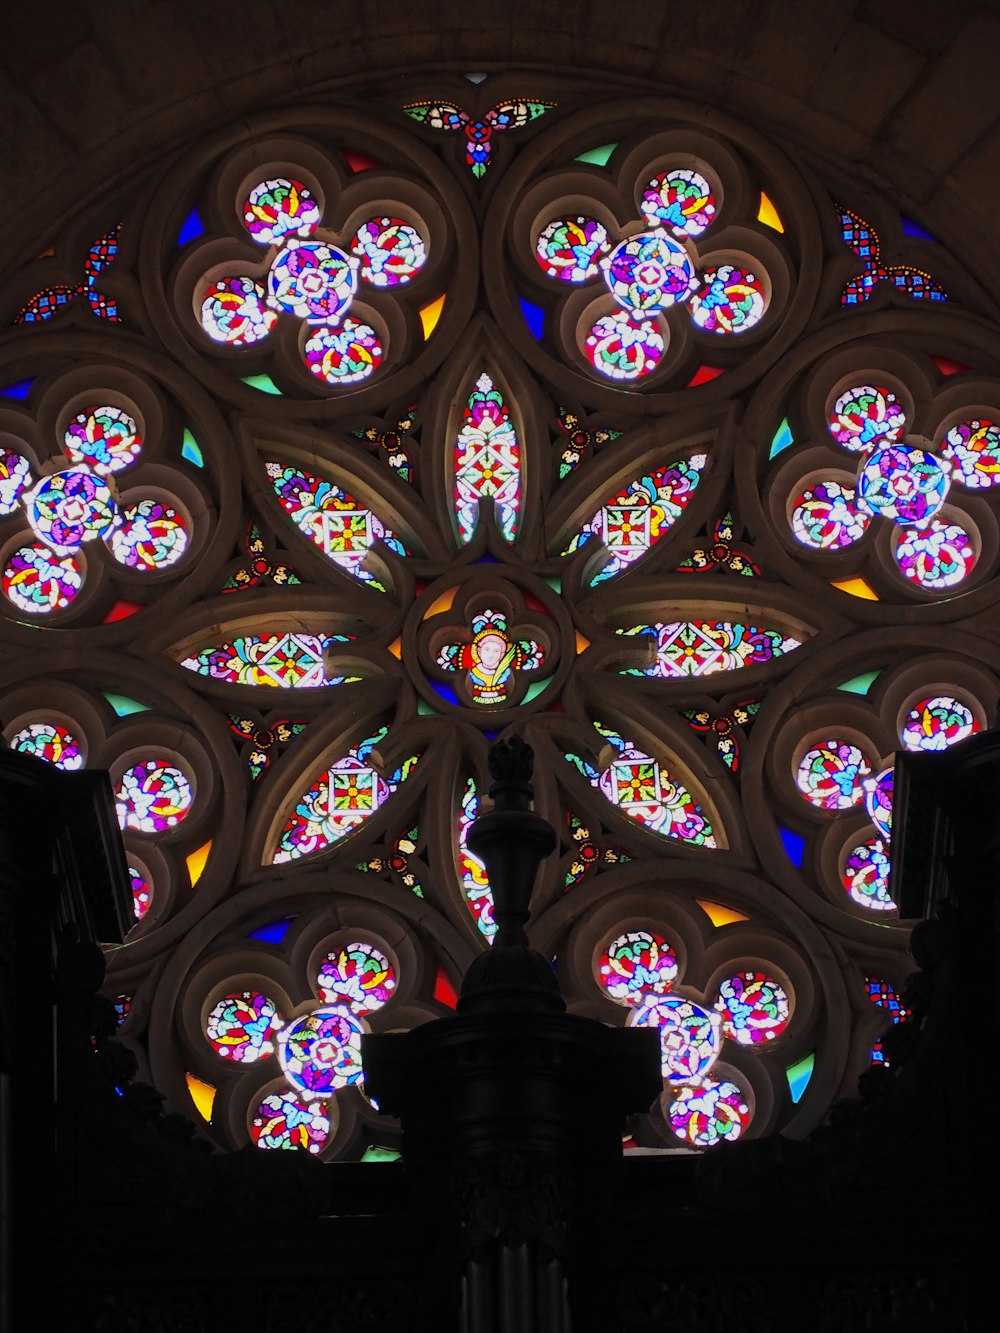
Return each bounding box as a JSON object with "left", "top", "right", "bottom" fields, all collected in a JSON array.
[
  {"left": 863, "top": 765, "right": 894, "bottom": 841},
  {"left": 64, "top": 405, "right": 143, "bottom": 474},
  {"left": 200, "top": 276, "right": 277, "bottom": 346},
  {"left": 598, "top": 930, "right": 679, "bottom": 1006},
  {"left": 206, "top": 990, "right": 283, "bottom": 1062},
  {"left": 562, "top": 455, "right": 706, "bottom": 583},
  {"left": 555, "top": 407, "right": 622, "bottom": 479},
  {"left": 564, "top": 815, "right": 630, "bottom": 886},
  {"left": 790, "top": 481, "right": 870, "bottom": 550},
  {"left": 109, "top": 499, "right": 188, "bottom": 571},
  {"left": 828, "top": 385, "right": 906, "bottom": 453},
  {"left": 437, "top": 608, "right": 544, "bottom": 706},
  {"left": 303, "top": 320, "right": 384, "bottom": 386},
  {"left": 683, "top": 701, "right": 760, "bottom": 772},
  {"left": 23, "top": 468, "right": 118, "bottom": 553},
  {"left": 316, "top": 944, "right": 396, "bottom": 1014},
  {"left": 836, "top": 204, "right": 947, "bottom": 306},
  {"left": 454, "top": 374, "right": 521, "bottom": 545},
  {"left": 458, "top": 778, "right": 493, "bottom": 938},
  {"left": 403, "top": 98, "right": 554, "bottom": 178},
  {"left": 900, "top": 695, "right": 979, "bottom": 752},
  {"left": 690, "top": 264, "right": 766, "bottom": 335},
  {"left": 182, "top": 633, "right": 349, "bottom": 689},
  {"left": 7, "top": 721, "right": 84, "bottom": 770},
  {"left": 842, "top": 837, "right": 895, "bottom": 911},
  {"left": 940, "top": 418, "right": 1000, "bottom": 488},
  {"left": 2, "top": 544, "right": 83, "bottom": 614},
  {"left": 668, "top": 1078, "right": 750, "bottom": 1147},
  {"left": 796, "top": 741, "right": 871, "bottom": 811},
  {"left": 353, "top": 406, "right": 417, "bottom": 484},
  {"left": 351, "top": 217, "right": 427, "bottom": 287},
  {"left": 866, "top": 977, "right": 912, "bottom": 1066},
  {"left": 856, "top": 443, "right": 951, "bottom": 526},
  {"left": 676, "top": 511, "right": 760, "bottom": 576},
  {"left": 0, "top": 449, "right": 32, "bottom": 514},
  {"left": 129, "top": 865, "right": 153, "bottom": 920},
  {"left": 277, "top": 1005, "right": 364, "bottom": 1098},
  {"left": 223, "top": 524, "right": 301, "bottom": 593},
  {"left": 629, "top": 994, "right": 722, "bottom": 1080},
  {"left": 266, "top": 462, "right": 406, "bottom": 585},
  {"left": 639, "top": 169, "right": 717, "bottom": 239},
  {"left": 228, "top": 716, "right": 308, "bottom": 780},
  {"left": 714, "top": 971, "right": 790, "bottom": 1045},
  {"left": 617, "top": 620, "right": 800, "bottom": 678},
  {"left": 566, "top": 724, "right": 716, "bottom": 847},
  {"left": 115, "top": 759, "right": 194, "bottom": 833},
  {"left": 251, "top": 1090, "right": 331, "bottom": 1153},
  {"left": 534, "top": 216, "right": 610, "bottom": 283},
  {"left": 272, "top": 727, "right": 418, "bottom": 863},
  {"left": 584, "top": 312, "right": 665, "bottom": 381},
  {"left": 893, "top": 519, "right": 976, "bottom": 589},
  {"left": 601, "top": 231, "right": 698, "bottom": 314},
  {"left": 243, "top": 178, "right": 321, "bottom": 244}
]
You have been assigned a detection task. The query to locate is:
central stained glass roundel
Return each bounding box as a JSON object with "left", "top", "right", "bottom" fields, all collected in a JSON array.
[
  {"left": 268, "top": 239, "right": 359, "bottom": 322},
  {"left": 25, "top": 468, "right": 118, "bottom": 552},
  {"left": 856, "top": 442, "right": 951, "bottom": 526},
  {"left": 601, "top": 231, "right": 697, "bottom": 313}
]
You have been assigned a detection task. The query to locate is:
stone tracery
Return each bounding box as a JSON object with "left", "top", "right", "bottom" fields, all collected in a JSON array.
[{"left": 1, "top": 88, "right": 996, "bottom": 1162}]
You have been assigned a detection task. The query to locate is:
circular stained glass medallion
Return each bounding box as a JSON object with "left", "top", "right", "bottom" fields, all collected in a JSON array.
[
  {"left": 940, "top": 417, "right": 1000, "bottom": 489},
  {"left": 251, "top": 1090, "right": 332, "bottom": 1153},
  {"left": 714, "top": 970, "right": 790, "bottom": 1045},
  {"left": 267, "top": 239, "right": 358, "bottom": 322},
  {"left": 639, "top": 169, "right": 717, "bottom": 239},
  {"left": 842, "top": 836, "right": 895, "bottom": 911},
  {"left": 0, "top": 449, "right": 32, "bottom": 514},
  {"left": 900, "top": 694, "right": 979, "bottom": 752},
  {"left": 601, "top": 231, "right": 697, "bottom": 314},
  {"left": 828, "top": 385, "right": 906, "bottom": 453},
  {"left": 893, "top": 518, "right": 976, "bottom": 589},
  {"left": 277, "top": 1006, "right": 364, "bottom": 1099},
  {"left": 585, "top": 310, "right": 665, "bottom": 381},
  {"left": 2, "top": 543, "right": 83, "bottom": 614},
  {"left": 109, "top": 499, "right": 189, "bottom": 571},
  {"left": 796, "top": 740, "right": 871, "bottom": 811},
  {"left": 200, "top": 276, "right": 277, "bottom": 345},
  {"left": 64, "top": 406, "right": 142, "bottom": 474},
  {"left": 668, "top": 1077, "right": 750, "bottom": 1146},
  {"left": 8, "top": 721, "right": 84, "bottom": 770},
  {"left": 316, "top": 943, "right": 396, "bottom": 1014},
  {"left": 628, "top": 994, "right": 722, "bottom": 1081},
  {"left": 535, "top": 215, "right": 609, "bottom": 283},
  {"left": 690, "top": 264, "right": 766, "bottom": 334},
  {"left": 597, "top": 929, "right": 679, "bottom": 1006},
  {"left": 790, "top": 480, "right": 870, "bottom": 550},
  {"left": 25, "top": 468, "right": 118, "bottom": 553},
  {"left": 856, "top": 443, "right": 951, "bottom": 526},
  {"left": 351, "top": 216, "right": 427, "bottom": 287},
  {"left": 115, "top": 758, "right": 194, "bottom": 833},
  {"left": 243, "top": 177, "right": 321, "bottom": 245},
  {"left": 303, "top": 319, "right": 384, "bottom": 385},
  {"left": 206, "top": 990, "right": 282, "bottom": 1062}
]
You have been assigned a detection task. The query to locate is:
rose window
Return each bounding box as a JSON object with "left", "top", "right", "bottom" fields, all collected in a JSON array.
[{"left": 2, "top": 92, "right": 995, "bottom": 1164}]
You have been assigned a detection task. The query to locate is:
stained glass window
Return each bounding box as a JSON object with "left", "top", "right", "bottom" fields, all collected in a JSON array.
[{"left": 3, "top": 88, "right": 983, "bottom": 1164}]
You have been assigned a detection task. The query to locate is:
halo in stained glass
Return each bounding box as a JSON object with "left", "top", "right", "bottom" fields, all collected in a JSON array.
[
  {"left": 940, "top": 417, "right": 1000, "bottom": 489},
  {"left": 893, "top": 518, "right": 975, "bottom": 589},
  {"left": 796, "top": 740, "right": 871, "bottom": 811},
  {"left": 64, "top": 406, "right": 142, "bottom": 474},
  {"left": 828, "top": 385, "right": 906, "bottom": 453},
  {"left": 597, "top": 930, "right": 679, "bottom": 1005},
  {"left": 0, "top": 449, "right": 32, "bottom": 514},
  {"left": 250, "top": 1090, "right": 332, "bottom": 1153},
  {"left": 534, "top": 215, "right": 609, "bottom": 283},
  {"left": 315, "top": 943, "right": 396, "bottom": 1014},
  {"left": 863, "top": 765, "right": 894, "bottom": 841},
  {"left": 267, "top": 239, "right": 358, "bottom": 322},
  {"left": 639, "top": 169, "right": 717, "bottom": 238},
  {"left": 842, "top": 836, "right": 895, "bottom": 911},
  {"left": 8, "top": 721, "right": 84, "bottom": 770},
  {"left": 790, "top": 480, "right": 870, "bottom": 550},
  {"left": 200, "top": 276, "right": 277, "bottom": 345},
  {"left": 109, "top": 499, "right": 189, "bottom": 571},
  {"left": 600, "top": 231, "right": 697, "bottom": 314},
  {"left": 351, "top": 216, "right": 427, "bottom": 287},
  {"left": 115, "top": 758, "right": 194, "bottom": 832},
  {"left": 714, "top": 970, "right": 791, "bottom": 1045},
  {"left": 668, "top": 1077, "right": 750, "bottom": 1146},
  {"left": 584, "top": 310, "right": 665, "bottom": 381},
  {"left": 129, "top": 864, "right": 153, "bottom": 920},
  {"left": 2, "top": 543, "right": 83, "bottom": 614},
  {"left": 856, "top": 443, "right": 951, "bottom": 526},
  {"left": 243, "top": 177, "right": 321, "bottom": 245},
  {"left": 900, "top": 694, "right": 979, "bottom": 752},
  {"left": 303, "top": 319, "right": 384, "bottom": 385},
  {"left": 277, "top": 1005, "right": 364, "bottom": 1098},
  {"left": 206, "top": 990, "right": 282, "bottom": 1062},
  {"left": 628, "top": 994, "right": 722, "bottom": 1080},
  {"left": 690, "top": 263, "right": 767, "bottom": 335},
  {"left": 24, "top": 468, "right": 118, "bottom": 553}
]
